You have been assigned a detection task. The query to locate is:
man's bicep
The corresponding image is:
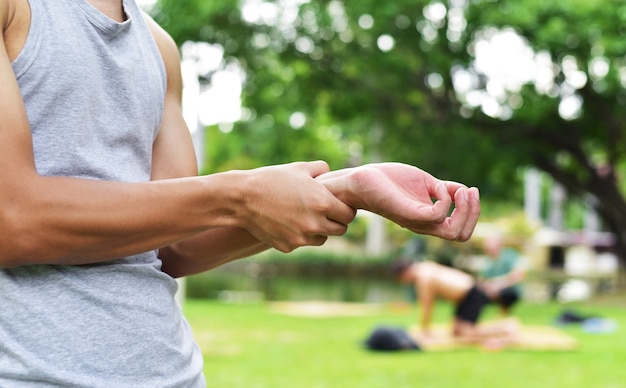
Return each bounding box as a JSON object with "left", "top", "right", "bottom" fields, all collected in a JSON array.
[
  {"left": 150, "top": 57, "right": 198, "bottom": 180},
  {"left": 0, "top": 29, "right": 37, "bottom": 176},
  {"left": 147, "top": 14, "right": 198, "bottom": 180},
  {"left": 151, "top": 99, "right": 198, "bottom": 180}
]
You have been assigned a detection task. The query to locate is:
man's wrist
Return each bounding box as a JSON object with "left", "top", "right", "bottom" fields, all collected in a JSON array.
[
  {"left": 210, "top": 170, "right": 252, "bottom": 229},
  {"left": 317, "top": 168, "right": 361, "bottom": 208}
]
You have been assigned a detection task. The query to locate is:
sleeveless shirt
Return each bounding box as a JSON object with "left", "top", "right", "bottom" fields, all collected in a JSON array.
[{"left": 0, "top": 0, "right": 205, "bottom": 386}]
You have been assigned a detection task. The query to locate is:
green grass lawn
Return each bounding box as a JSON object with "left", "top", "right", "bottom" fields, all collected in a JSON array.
[{"left": 184, "top": 296, "right": 626, "bottom": 388}]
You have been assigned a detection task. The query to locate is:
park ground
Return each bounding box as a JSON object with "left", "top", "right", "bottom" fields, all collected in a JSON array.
[{"left": 184, "top": 291, "right": 626, "bottom": 388}]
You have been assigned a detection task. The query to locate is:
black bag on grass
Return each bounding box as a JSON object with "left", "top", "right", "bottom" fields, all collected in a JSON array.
[{"left": 364, "top": 326, "right": 421, "bottom": 352}]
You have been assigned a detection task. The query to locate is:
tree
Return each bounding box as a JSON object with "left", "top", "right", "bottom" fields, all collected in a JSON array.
[
  {"left": 458, "top": 0, "right": 626, "bottom": 258},
  {"left": 152, "top": 0, "right": 626, "bottom": 259}
]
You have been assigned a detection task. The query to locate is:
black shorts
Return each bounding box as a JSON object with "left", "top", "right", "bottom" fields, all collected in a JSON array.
[
  {"left": 455, "top": 286, "right": 491, "bottom": 323},
  {"left": 496, "top": 287, "right": 521, "bottom": 309}
]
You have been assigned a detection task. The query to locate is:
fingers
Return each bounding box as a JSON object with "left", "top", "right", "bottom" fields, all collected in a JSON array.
[
  {"left": 324, "top": 218, "right": 351, "bottom": 237},
  {"left": 460, "top": 187, "right": 481, "bottom": 240},
  {"left": 328, "top": 205, "right": 357, "bottom": 228},
  {"left": 302, "top": 160, "right": 332, "bottom": 178},
  {"left": 431, "top": 186, "right": 480, "bottom": 241},
  {"left": 315, "top": 198, "right": 355, "bottom": 240},
  {"left": 415, "top": 180, "right": 468, "bottom": 224},
  {"left": 427, "top": 182, "right": 454, "bottom": 223},
  {"left": 273, "top": 235, "right": 328, "bottom": 253},
  {"left": 253, "top": 162, "right": 355, "bottom": 252},
  {"left": 442, "top": 181, "right": 468, "bottom": 198}
]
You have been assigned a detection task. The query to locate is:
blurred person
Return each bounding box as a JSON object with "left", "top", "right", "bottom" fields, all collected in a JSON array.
[
  {"left": 390, "top": 258, "right": 518, "bottom": 347},
  {"left": 479, "top": 233, "right": 525, "bottom": 315},
  {"left": 0, "top": 0, "right": 480, "bottom": 386},
  {"left": 401, "top": 236, "right": 428, "bottom": 262}
]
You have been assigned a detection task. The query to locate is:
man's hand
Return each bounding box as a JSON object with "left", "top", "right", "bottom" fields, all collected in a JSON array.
[
  {"left": 238, "top": 161, "right": 357, "bottom": 253},
  {"left": 478, "top": 280, "right": 501, "bottom": 299},
  {"left": 317, "top": 163, "right": 480, "bottom": 241}
]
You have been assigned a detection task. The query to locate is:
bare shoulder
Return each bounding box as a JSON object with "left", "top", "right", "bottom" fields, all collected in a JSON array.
[
  {"left": 141, "top": 12, "right": 181, "bottom": 67},
  {"left": 141, "top": 12, "right": 174, "bottom": 46},
  {"left": 415, "top": 260, "right": 461, "bottom": 283},
  {"left": 416, "top": 261, "right": 440, "bottom": 275},
  {"left": 140, "top": 11, "right": 182, "bottom": 98}
]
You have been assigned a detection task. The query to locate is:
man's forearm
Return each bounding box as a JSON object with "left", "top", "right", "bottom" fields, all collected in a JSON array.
[
  {"left": 0, "top": 171, "right": 249, "bottom": 267},
  {"left": 487, "top": 269, "right": 525, "bottom": 291},
  {"left": 1, "top": 161, "right": 353, "bottom": 268},
  {"left": 159, "top": 227, "right": 269, "bottom": 278}
]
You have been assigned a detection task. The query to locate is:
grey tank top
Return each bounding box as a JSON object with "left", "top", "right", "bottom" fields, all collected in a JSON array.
[{"left": 1, "top": 0, "right": 205, "bottom": 386}]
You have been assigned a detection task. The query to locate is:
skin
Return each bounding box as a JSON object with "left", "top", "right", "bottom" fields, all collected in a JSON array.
[
  {"left": 399, "top": 261, "right": 518, "bottom": 343},
  {"left": 0, "top": 0, "right": 480, "bottom": 278}
]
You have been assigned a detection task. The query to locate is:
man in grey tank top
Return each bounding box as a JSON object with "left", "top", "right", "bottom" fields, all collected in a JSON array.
[{"left": 0, "top": 0, "right": 480, "bottom": 386}]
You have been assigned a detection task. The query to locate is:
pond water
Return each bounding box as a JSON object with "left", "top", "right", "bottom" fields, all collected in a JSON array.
[{"left": 186, "top": 268, "right": 413, "bottom": 304}]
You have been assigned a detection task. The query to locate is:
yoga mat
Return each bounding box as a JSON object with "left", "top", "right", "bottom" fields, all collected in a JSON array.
[{"left": 409, "top": 320, "right": 578, "bottom": 351}]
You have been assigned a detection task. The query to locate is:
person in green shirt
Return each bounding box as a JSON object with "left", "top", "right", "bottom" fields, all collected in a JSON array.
[{"left": 479, "top": 233, "right": 525, "bottom": 315}]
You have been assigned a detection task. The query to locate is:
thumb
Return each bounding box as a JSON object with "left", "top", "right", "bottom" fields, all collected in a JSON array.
[
  {"left": 303, "top": 160, "right": 332, "bottom": 178},
  {"left": 428, "top": 181, "right": 454, "bottom": 221}
]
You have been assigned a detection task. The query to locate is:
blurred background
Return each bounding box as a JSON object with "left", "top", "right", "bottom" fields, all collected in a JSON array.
[
  {"left": 139, "top": 0, "right": 626, "bottom": 385},
  {"left": 140, "top": 0, "right": 625, "bottom": 306}
]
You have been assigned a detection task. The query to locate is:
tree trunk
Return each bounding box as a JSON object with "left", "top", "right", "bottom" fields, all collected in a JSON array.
[{"left": 587, "top": 176, "right": 626, "bottom": 263}]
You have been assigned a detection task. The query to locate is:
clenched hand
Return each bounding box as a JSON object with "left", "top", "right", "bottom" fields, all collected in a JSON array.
[
  {"left": 317, "top": 163, "right": 480, "bottom": 241},
  {"left": 238, "top": 161, "right": 357, "bottom": 252}
]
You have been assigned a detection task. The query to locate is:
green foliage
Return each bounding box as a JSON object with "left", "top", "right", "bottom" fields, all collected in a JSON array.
[
  {"left": 152, "top": 0, "right": 528, "bottom": 197},
  {"left": 153, "top": 0, "right": 626, "bottom": 251}
]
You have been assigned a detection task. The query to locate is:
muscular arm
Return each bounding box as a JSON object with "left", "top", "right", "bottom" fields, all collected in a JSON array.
[
  {"left": 0, "top": 9, "right": 242, "bottom": 267},
  {"left": 0, "top": 9, "right": 354, "bottom": 268}
]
